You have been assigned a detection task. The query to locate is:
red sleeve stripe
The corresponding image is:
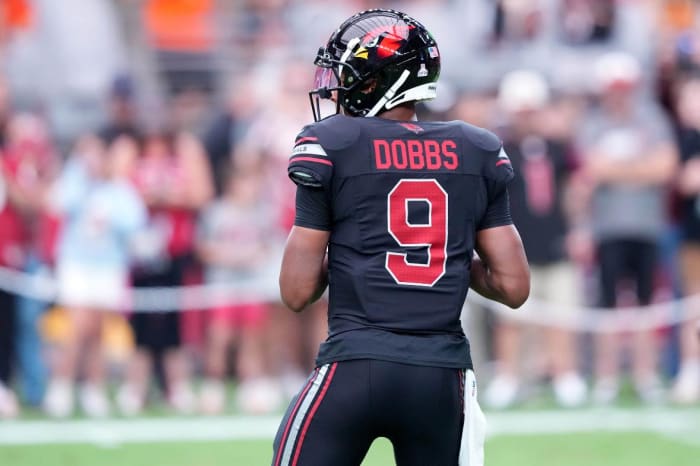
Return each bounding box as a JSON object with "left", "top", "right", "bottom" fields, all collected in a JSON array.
[
  {"left": 294, "top": 136, "right": 319, "bottom": 146},
  {"left": 290, "top": 156, "right": 333, "bottom": 166},
  {"left": 496, "top": 160, "right": 511, "bottom": 166}
]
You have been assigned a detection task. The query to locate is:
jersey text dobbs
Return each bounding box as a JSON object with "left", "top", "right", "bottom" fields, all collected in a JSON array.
[{"left": 373, "top": 139, "right": 458, "bottom": 171}]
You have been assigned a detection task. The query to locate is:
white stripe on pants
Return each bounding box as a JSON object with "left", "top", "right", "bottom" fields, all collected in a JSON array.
[{"left": 279, "top": 364, "right": 330, "bottom": 466}]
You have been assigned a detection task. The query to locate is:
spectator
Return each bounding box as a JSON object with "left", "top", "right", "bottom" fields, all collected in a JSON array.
[
  {"left": 201, "top": 74, "right": 261, "bottom": 196},
  {"left": 484, "top": 70, "right": 587, "bottom": 409},
  {"left": 0, "top": 111, "right": 57, "bottom": 411},
  {"left": 197, "top": 156, "right": 282, "bottom": 415},
  {"left": 239, "top": 60, "right": 328, "bottom": 393},
  {"left": 44, "top": 134, "right": 146, "bottom": 418},
  {"left": 0, "top": 93, "right": 21, "bottom": 420},
  {"left": 98, "top": 74, "right": 142, "bottom": 144},
  {"left": 577, "top": 52, "right": 678, "bottom": 405},
  {"left": 671, "top": 74, "right": 700, "bottom": 404},
  {"left": 559, "top": 0, "right": 616, "bottom": 45},
  {"left": 0, "top": 0, "right": 698, "bottom": 418},
  {"left": 117, "top": 128, "right": 212, "bottom": 416}
]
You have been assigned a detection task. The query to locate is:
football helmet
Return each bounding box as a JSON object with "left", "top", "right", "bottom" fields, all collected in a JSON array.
[{"left": 310, "top": 9, "right": 441, "bottom": 121}]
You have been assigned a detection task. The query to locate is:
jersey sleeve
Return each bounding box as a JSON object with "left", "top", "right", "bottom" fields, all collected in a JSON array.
[
  {"left": 477, "top": 187, "right": 512, "bottom": 230},
  {"left": 479, "top": 143, "right": 515, "bottom": 230},
  {"left": 483, "top": 145, "right": 514, "bottom": 201},
  {"left": 294, "top": 184, "right": 332, "bottom": 231},
  {"left": 288, "top": 125, "right": 334, "bottom": 190}
]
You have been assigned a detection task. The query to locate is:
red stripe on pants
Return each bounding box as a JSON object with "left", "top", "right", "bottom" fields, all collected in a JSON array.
[
  {"left": 291, "top": 362, "right": 338, "bottom": 466},
  {"left": 273, "top": 368, "right": 320, "bottom": 466}
]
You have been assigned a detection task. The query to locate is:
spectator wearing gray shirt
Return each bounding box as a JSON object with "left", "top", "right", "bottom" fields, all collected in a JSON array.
[
  {"left": 195, "top": 155, "right": 282, "bottom": 415},
  {"left": 576, "top": 52, "right": 678, "bottom": 405},
  {"left": 670, "top": 76, "right": 700, "bottom": 405}
]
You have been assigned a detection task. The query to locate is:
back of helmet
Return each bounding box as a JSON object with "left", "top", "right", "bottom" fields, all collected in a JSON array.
[{"left": 309, "top": 9, "right": 441, "bottom": 121}]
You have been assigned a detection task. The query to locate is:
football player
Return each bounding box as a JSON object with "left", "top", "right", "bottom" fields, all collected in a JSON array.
[{"left": 274, "top": 9, "right": 529, "bottom": 466}]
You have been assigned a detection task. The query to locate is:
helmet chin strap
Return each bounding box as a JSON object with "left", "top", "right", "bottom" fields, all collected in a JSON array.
[{"left": 365, "top": 69, "right": 411, "bottom": 117}]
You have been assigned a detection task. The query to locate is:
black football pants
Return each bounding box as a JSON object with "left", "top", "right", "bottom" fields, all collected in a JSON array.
[{"left": 272, "top": 359, "right": 464, "bottom": 466}]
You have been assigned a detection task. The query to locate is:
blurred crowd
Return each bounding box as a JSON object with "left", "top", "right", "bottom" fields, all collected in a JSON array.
[{"left": 1, "top": 0, "right": 700, "bottom": 419}]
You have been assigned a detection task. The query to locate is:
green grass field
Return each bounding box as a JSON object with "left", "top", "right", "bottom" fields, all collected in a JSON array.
[
  {"left": 1, "top": 407, "right": 698, "bottom": 465},
  {"left": 1, "top": 432, "right": 699, "bottom": 466}
]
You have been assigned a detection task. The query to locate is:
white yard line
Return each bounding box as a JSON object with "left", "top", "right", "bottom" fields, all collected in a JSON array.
[
  {"left": 0, "top": 416, "right": 281, "bottom": 446},
  {"left": 0, "top": 408, "right": 698, "bottom": 447}
]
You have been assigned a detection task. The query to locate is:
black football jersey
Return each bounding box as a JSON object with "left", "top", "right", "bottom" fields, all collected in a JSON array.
[{"left": 288, "top": 114, "right": 514, "bottom": 369}]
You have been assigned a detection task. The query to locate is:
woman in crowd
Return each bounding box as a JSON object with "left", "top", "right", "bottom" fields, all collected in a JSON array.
[
  {"left": 197, "top": 155, "right": 282, "bottom": 414},
  {"left": 44, "top": 134, "right": 145, "bottom": 418},
  {"left": 117, "top": 128, "right": 212, "bottom": 415}
]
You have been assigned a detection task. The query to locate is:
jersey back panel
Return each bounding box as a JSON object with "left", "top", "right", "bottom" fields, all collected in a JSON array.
[{"left": 288, "top": 115, "right": 512, "bottom": 368}]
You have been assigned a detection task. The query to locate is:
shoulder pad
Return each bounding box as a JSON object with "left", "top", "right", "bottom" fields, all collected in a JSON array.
[
  {"left": 288, "top": 121, "right": 339, "bottom": 190},
  {"left": 453, "top": 121, "right": 502, "bottom": 153},
  {"left": 309, "top": 115, "right": 362, "bottom": 151}
]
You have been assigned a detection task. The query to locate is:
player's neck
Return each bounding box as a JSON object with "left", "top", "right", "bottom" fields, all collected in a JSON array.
[{"left": 376, "top": 105, "right": 417, "bottom": 122}]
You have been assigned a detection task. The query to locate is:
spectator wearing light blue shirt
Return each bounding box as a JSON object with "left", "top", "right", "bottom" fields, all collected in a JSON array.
[{"left": 43, "top": 134, "right": 146, "bottom": 419}]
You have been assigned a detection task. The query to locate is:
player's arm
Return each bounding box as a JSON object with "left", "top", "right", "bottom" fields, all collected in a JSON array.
[
  {"left": 279, "top": 182, "right": 332, "bottom": 312},
  {"left": 471, "top": 146, "right": 530, "bottom": 308},
  {"left": 472, "top": 224, "right": 530, "bottom": 309},
  {"left": 280, "top": 226, "right": 330, "bottom": 312},
  {"left": 281, "top": 125, "right": 335, "bottom": 312}
]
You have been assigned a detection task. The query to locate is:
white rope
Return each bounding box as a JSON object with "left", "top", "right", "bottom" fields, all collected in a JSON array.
[
  {"left": 0, "top": 266, "right": 698, "bottom": 332},
  {"left": 468, "top": 292, "right": 700, "bottom": 333},
  {"left": 0, "top": 266, "right": 279, "bottom": 312}
]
